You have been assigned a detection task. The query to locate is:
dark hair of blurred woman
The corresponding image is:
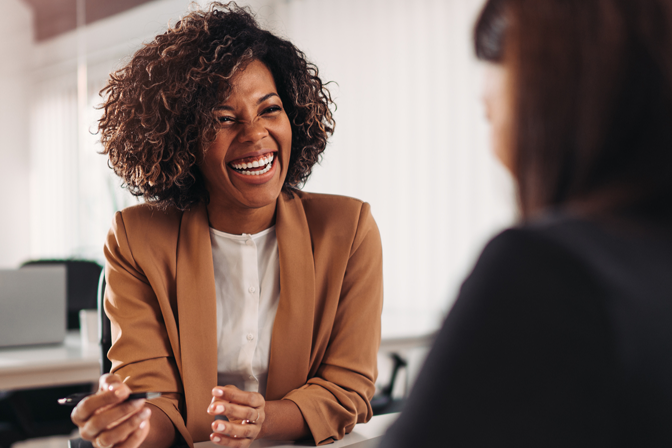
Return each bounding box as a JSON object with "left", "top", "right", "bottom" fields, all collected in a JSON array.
[{"left": 476, "top": 0, "right": 672, "bottom": 219}]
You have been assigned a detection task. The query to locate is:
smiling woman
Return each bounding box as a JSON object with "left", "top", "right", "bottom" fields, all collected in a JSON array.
[{"left": 71, "top": 3, "right": 383, "bottom": 448}]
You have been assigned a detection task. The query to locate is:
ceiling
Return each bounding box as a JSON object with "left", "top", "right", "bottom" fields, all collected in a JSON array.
[{"left": 21, "top": 0, "right": 156, "bottom": 42}]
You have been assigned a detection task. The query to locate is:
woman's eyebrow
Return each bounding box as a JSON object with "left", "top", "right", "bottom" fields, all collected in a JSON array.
[
  {"left": 214, "top": 93, "right": 278, "bottom": 111},
  {"left": 257, "top": 92, "right": 279, "bottom": 104}
]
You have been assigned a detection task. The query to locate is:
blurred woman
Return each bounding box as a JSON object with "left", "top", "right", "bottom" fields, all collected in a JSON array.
[
  {"left": 383, "top": 0, "right": 672, "bottom": 445},
  {"left": 70, "top": 3, "right": 383, "bottom": 448}
]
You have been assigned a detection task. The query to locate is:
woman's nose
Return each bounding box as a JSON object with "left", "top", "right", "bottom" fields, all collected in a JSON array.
[{"left": 237, "top": 119, "right": 268, "bottom": 144}]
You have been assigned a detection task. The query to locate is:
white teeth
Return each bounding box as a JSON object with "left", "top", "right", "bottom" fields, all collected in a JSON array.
[
  {"left": 231, "top": 153, "right": 275, "bottom": 171},
  {"left": 239, "top": 162, "right": 272, "bottom": 176},
  {"left": 233, "top": 153, "right": 275, "bottom": 176}
]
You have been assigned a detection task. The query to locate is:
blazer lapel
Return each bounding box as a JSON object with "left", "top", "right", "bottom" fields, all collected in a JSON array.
[
  {"left": 176, "top": 202, "right": 218, "bottom": 440},
  {"left": 266, "top": 193, "right": 316, "bottom": 400}
]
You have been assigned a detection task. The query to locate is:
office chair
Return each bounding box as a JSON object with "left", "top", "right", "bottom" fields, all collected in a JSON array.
[
  {"left": 98, "top": 270, "right": 112, "bottom": 375},
  {"left": 371, "top": 332, "right": 437, "bottom": 415},
  {"left": 371, "top": 353, "right": 408, "bottom": 415}
]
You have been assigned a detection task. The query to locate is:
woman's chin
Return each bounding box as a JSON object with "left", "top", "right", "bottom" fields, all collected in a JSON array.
[{"left": 224, "top": 174, "right": 284, "bottom": 210}]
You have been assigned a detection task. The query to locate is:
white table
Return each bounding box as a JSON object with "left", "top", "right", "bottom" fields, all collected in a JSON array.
[
  {"left": 0, "top": 330, "right": 100, "bottom": 390},
  {"left": 195, "top": 413, "right": 398, "bottom": 448}
]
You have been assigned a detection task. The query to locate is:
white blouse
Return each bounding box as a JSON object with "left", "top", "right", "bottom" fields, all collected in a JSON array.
[{"left": 209, "top": 226, "right": 280, "bottom": 397}]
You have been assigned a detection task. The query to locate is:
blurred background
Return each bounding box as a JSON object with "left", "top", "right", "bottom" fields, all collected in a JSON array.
[{"left": 0, "top": 0, "right": 515, "bottom": 339}]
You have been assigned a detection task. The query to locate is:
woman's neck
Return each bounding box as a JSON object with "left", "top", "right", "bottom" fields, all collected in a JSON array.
[{"left": 206, "top": 201, "right": 277, "bottom": 235}]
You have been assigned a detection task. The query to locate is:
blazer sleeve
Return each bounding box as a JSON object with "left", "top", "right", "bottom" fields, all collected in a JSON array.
[
  {"left": 104, "top": 211, "right": 192, "bottom": 446},
  {"left": 283, "top": 203, "right": 384, "bottom": 445}
]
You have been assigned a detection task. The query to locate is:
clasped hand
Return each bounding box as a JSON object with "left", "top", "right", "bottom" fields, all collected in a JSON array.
[{"left": 208, "top": 385, "right": 265, "bottom": 447}]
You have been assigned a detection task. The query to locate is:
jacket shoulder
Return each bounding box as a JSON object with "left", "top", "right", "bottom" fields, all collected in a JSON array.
[
  {"left": 114, "top": 203, "right": 183, "bottom": 242},
  {"left": 292, "top": 191, "right": 378, "bottom": 247},
  {"left": 293, "top": 191, "right": 369, "bottom": 221}
]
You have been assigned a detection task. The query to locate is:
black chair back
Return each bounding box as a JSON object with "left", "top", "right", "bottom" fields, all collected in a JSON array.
[{"left": 97, "top": 270, "right": 112, "bottom": 375}]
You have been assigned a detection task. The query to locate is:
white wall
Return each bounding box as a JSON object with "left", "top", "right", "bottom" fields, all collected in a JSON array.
[
  {"left": 0, "top": 0, "right": 33, "bottom": 268},
  {"left": 274, "top": 0, "right": 516, "bottom": 336}
]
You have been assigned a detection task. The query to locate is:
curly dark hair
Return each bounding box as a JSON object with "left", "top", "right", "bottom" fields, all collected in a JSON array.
[{"left": 98, "top": 2, "right": 335, "bottom": 210}]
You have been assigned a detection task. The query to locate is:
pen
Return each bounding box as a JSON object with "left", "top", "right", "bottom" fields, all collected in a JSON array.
[{"left": 57, "top": 391, "right": 162, "bottom": 406}]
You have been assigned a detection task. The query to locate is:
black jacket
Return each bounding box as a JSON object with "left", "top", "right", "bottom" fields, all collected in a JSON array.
[{"left": 383, "top": 210, "right": 672, "bottom": 447}]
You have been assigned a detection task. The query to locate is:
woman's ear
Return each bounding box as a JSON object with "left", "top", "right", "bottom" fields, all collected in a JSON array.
[{"left": 481, "top": 62, "right": 515, "bottom": 174}]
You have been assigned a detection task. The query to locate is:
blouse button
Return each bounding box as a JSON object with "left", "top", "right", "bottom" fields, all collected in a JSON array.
[
  {"left": 247, "top": 334, "right": 254, "bottom": 341},
  {"left": 248, "top": 286, "right": 256, "bottom": 293}
]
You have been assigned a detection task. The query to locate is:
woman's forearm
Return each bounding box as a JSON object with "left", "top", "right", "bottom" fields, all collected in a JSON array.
[
  {"left": 140, "top": 406, "right": 176, "bottom": 448},
  {"left": 258, "top": 400, "right": 310, "bottom": 441}
]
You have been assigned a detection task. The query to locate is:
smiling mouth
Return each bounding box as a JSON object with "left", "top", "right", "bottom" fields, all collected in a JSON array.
[{"left": 228, "top": 153, "right": 275, "bottom": 176}]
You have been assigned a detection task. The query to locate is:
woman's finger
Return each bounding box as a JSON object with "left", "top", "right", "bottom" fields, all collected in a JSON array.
[
  {"left": 73, "top": 374, "right": 131, "bottom": 426},
  {"left": 212, "top": 419, "right": 259, "bottom": 439},
  {"left": 99, "top": 373, "right": 124, "bottom": 391},
  {"left": 208, "top": 401, "right": 263, "bottom": 424},
  {"left": 79, "top": 399, "right": 145, "bottom": 441},
  {"left": 71, "top": 385, "right": 131, "bottom": 427},
  {"left": 212, "top": 386, "right": 264, "bottom": 408},
  {"left": 210, "top": 433, "right": 252, "bottom": 448},
  {"left": 114, "top": 412, "right": 152, "bottom": 448},
  {"left": 210, "top": 420, "right": 259, "bottom": 448},
  {"left": 207, "top": 399, "right": 228, "bottom": 416},
  {"left": 92, "top": 407, "right": 151, "bottom": 448}
]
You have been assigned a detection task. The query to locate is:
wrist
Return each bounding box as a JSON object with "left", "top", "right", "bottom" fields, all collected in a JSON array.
[
  {"left": 140, "top": 406, "right": 176, "bottom": 448},
  {"left": 257, "top": 400, "right": 309, "bottom": 441}
]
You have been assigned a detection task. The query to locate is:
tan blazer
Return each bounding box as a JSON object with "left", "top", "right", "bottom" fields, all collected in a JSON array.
[{"left": 103, "top": 191, "right": 383, "bottom": 446}]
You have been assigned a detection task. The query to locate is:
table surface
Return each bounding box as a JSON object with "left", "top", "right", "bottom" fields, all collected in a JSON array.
[
  {"left": 0, "top": 330, "right": 100, "bottom": 390},
  {"left": 195, "top": 413, "right": 398, "bottom": 448},
  {"left": 0, "top": 328, "right": 432, "bottom": 392}
]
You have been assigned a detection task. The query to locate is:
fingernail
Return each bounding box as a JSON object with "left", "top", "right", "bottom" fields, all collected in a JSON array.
[
  {"left": 108, "top": 384, "right": 116, "bottom": 391},
  {"left": 115, "top": 389, "right": 125, "bottom": 398},
  {"left": 140, "top": 408, "right": 151, "bottom": 418},
  {"left": 216, "top": 422, "right": 225, "bottom": 432},
  {"left": 213, "top": 436, "right": 221, "bottom": 443},
  {"left": 139, "top": 420, "right": 147, "bottom": 429},
  {"left": 215, "top": 405, "right": 224, "bottom": 413},
  {"left": 213, "top": 388, "right": 223, "bottom": 397}
]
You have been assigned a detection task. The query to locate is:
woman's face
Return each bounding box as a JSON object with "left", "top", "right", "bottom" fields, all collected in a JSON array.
[
  {"left": 200, "top": 59, "right": 292, "bottom": 212},
  {"left": 482, "top": 62, "right": 514, "bottom": 173}
]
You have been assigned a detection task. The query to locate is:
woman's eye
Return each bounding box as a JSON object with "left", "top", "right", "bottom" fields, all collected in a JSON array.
[
  {"left": 217, "top": 116, "right": 235, "bottom": 124},
  {"left": 263, "top": 106, "right": 282, "bottom": 115}
]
